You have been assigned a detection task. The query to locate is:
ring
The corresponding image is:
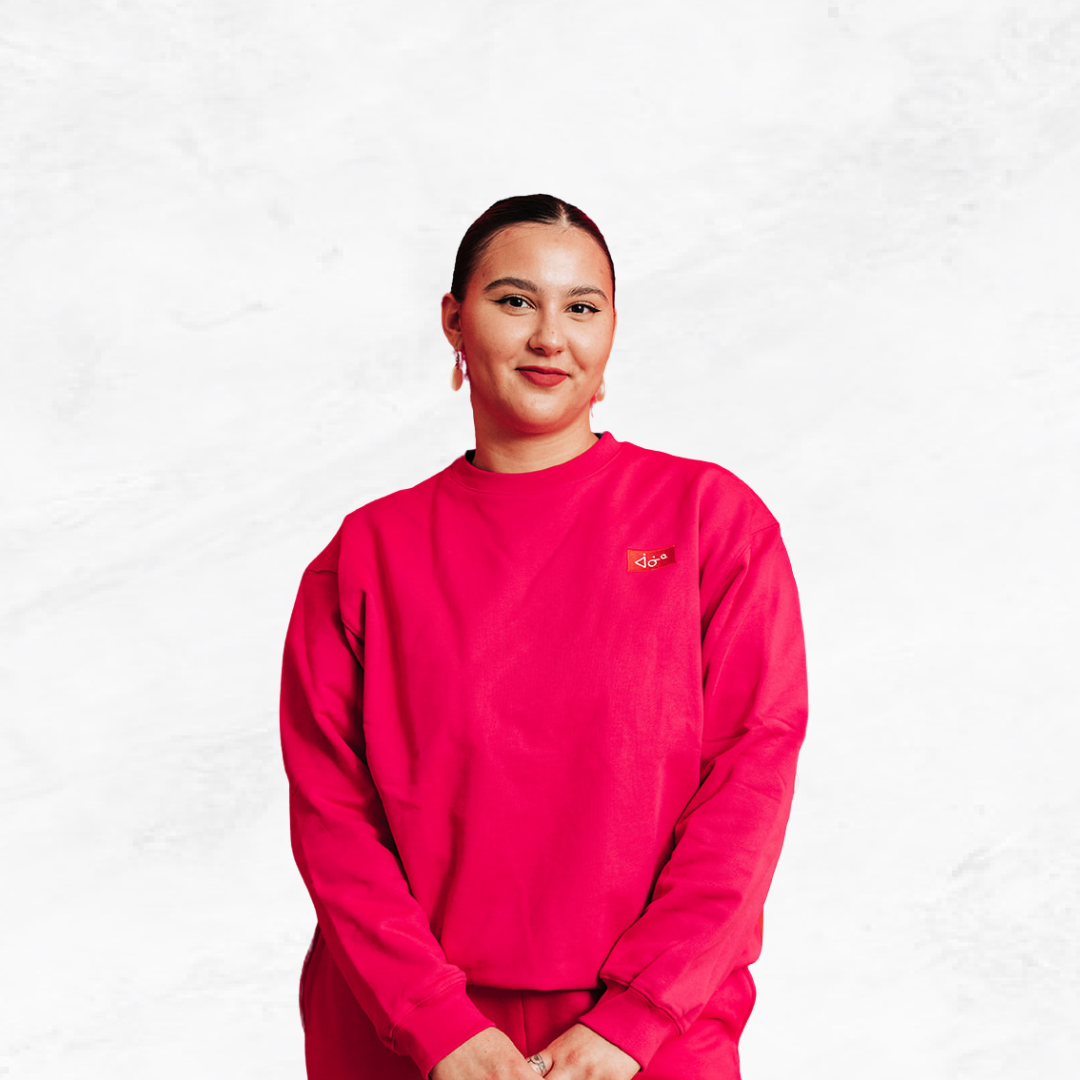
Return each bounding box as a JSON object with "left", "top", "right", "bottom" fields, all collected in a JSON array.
[{"left": 525, "top": 1052, "right": 550, "bottom": 1075}]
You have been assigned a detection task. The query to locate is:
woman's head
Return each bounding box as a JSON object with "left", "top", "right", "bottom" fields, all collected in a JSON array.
[
  {"left": 441, "top": 195, "right": 616, "bottom": 449},
  {"left": 450, "top": 194, "right": 615, "bottom": 304}
]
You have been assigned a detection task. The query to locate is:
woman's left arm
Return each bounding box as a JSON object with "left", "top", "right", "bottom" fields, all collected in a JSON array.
[{"left": 565, "top": 517, "right": 809, "bottom": 1072}]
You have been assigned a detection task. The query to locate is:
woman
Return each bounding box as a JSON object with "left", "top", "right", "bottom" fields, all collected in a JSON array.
[{"left": 280, "top": 194, "right": 808, "bottom": 1080}]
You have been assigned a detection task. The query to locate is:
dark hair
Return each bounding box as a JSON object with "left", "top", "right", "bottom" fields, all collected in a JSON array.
[{"left": 450, "top": 194, "right": 615, "bottom": 303}]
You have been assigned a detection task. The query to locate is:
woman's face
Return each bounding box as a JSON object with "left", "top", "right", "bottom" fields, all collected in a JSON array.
[{"left": 442, "top": 223, "right": 616, "bottom": 440}]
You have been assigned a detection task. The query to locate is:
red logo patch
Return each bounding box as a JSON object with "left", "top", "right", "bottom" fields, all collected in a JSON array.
[{"left": 627, "top": 546, "right": 676, "bottom": 572}]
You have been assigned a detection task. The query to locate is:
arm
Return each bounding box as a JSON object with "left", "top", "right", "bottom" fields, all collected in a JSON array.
[
  {"left": 572, "top": 521, "right": 808, "bottom": 1069},
  {"left": 280, "top": 542, "right": 495, "bottom": 1075}
]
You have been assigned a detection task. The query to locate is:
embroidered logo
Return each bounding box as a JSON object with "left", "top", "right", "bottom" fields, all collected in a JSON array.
[{"left": 627, "top": 546, "right": 676, "bottom": 572}]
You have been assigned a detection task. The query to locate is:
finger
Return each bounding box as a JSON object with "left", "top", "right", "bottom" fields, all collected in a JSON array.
[
  {"left": 539, "top": 1060, "right": 571, "bottom": 1080},
  {"left": 524, "top": 1051, "right": 551, "bottom": 1076}
]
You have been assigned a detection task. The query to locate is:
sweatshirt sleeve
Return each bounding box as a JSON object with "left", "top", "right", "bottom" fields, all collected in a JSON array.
[
  {"left": 577, "top": 519, "right": 808, "bottom": 1069},
  {"left": 279, "top": 538, "right": 495, "bottom": 1076}
]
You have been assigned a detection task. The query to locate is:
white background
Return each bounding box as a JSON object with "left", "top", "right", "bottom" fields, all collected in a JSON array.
[{"left": 2, "top": 1, "right": 1078, "bottom": 1076}]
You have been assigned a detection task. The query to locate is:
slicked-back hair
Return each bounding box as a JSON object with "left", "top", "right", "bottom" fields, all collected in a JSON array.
[{"left": 450, "top": 194, "right": 615, "bottom": 303}]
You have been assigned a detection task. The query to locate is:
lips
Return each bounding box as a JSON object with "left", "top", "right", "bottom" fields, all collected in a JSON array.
[{"left": 517, "top": 366, "right": 569, "bottom": 387}]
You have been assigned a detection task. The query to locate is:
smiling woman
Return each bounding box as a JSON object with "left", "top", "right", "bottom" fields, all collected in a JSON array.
[
  {"left": 440, "top": 198, "right": 617, "bottom": 473},
  {"left": 280, "top": 195, "right": 809, "bottom": 1080}
]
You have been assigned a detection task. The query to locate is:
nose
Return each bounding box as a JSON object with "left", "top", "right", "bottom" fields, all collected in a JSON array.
[{"left": 528, "top": 307, "right": 564, "bottom": 356}]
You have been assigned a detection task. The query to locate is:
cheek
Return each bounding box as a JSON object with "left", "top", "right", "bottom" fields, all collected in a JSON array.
[
  {"left": 574, "top": 324, "right": 614, "bottom": 362},
  {"left": 467, "top": 312, "right": 527, "bottom": 357}
]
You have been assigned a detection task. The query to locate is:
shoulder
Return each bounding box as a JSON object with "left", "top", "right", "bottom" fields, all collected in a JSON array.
[
  {"left": 305, "top": 466, "right": 449, "bottom": 575},
  {"left": 617, "top": 439, "right": 778, "bottom": 534},
  {"left": 346, "top": 468, "right": 445, "bottom": 533}
]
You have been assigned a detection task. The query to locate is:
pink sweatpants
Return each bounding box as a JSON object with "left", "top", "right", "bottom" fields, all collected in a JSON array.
[{"left": 300, "top": 926, "right": 752, "bottom": 1079}]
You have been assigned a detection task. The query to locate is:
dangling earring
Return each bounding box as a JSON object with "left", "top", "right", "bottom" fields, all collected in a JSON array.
[
  {"left": 451, "top": 348, "right": 466, "bottom": 392},
  {"left": 589, "top": 378, "right": 605, "bottom": 418}
]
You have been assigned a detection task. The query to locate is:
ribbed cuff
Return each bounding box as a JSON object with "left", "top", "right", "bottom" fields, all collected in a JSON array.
[
  {"left": 577, "top": 983, "right": 680, "bottom": 1071},
  {"left": 390, "top": 982, "right": 497, "bottom": 1078}
]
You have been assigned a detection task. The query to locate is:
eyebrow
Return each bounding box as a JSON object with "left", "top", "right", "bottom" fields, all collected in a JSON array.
[{"left": 482, "top": 276, "right": 609, "bottom": 302}]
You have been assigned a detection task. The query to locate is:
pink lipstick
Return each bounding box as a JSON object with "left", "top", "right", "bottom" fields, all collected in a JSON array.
[{"left": 517, "top": 367, "right": 568, "bottom": 387}]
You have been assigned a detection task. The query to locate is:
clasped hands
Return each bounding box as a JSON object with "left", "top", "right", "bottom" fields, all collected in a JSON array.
[{"left": 430, "top": 1022, "right": 641, "bottom": 1080}]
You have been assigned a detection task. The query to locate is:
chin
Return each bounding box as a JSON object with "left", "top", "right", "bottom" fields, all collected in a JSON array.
[{"left": 507, "top": 406, "right": 584, "bottom": 436}]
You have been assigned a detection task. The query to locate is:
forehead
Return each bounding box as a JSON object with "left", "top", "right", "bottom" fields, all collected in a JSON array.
[{"left": 472, "top": 223, "right": 612, "bottom": 291}]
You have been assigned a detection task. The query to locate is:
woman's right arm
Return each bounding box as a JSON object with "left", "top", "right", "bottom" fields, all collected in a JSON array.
[{"left": 281, "top": 541, "right": 505, "bottom": 1077}]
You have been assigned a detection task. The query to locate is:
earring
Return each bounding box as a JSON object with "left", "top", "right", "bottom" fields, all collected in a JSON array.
[
  {"left": 451, "top": 349, "right": 466, "bottom": 392},
  {"left": 594, "top": 379, "right": 606, "bottom": 402}
]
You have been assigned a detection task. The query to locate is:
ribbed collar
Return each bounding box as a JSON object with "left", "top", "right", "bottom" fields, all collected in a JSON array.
[{"left": 449, "top": 431, "right": 623, "bottom": 494}]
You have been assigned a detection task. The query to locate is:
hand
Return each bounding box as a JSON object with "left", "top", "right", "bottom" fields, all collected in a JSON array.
[
  {"left": 430, "top": 1026, "right": 541, "bottom": 1080},
  {"left": 533, "top": 1023, "right": 641, "bottom": 1080}
]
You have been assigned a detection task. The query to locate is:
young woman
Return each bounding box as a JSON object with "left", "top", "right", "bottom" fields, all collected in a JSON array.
[{"left": 280, "top": 194, "right": 808, "bottom": 1080}]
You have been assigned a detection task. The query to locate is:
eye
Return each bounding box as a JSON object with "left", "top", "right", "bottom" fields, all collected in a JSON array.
[
  {"left": 569, "top": 302, "right": 600, "bottom": 315},
  {"left": 495, "top": 295, "right": 532, "bottom": 310}
]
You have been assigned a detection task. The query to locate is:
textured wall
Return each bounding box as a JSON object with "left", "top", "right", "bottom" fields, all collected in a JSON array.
[{"left": 2, "top": 1, "right": 1078, "bottom": 1076}]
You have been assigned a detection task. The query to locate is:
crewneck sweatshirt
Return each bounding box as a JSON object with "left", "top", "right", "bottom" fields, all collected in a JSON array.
[{"left": 280, "top": 431, "right": 808, "bottom": 1076}]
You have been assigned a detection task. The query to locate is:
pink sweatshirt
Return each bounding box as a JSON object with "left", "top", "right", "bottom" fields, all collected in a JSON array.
[{"left": 280, "top": 431, "right": 808, "bottom": 1075}]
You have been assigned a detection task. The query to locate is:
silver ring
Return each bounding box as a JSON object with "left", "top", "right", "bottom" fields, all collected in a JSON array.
[{"left": 526, "top": 1052, "right": 550, "bottom": 1075}]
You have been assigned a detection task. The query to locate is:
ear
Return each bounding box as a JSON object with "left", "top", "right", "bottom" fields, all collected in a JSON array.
[{"left": 441, "top": 293, "right": 463, "bottom": 350}]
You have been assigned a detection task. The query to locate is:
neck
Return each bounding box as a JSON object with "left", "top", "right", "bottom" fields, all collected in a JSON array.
[{"left": 470, "top": 416, "right": 600, "bottom": 474}]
